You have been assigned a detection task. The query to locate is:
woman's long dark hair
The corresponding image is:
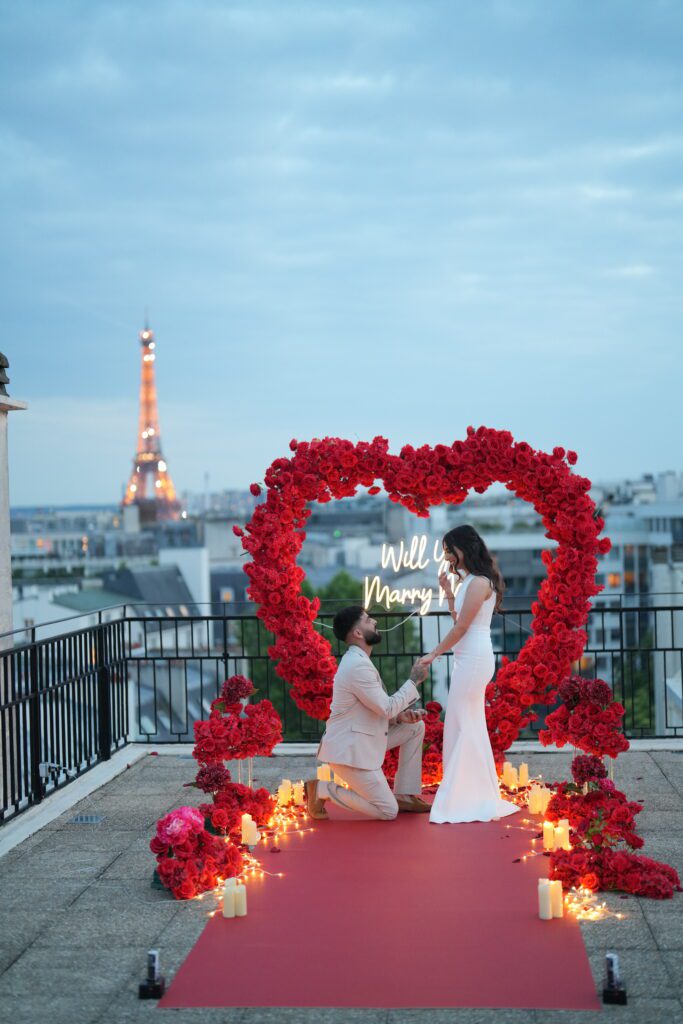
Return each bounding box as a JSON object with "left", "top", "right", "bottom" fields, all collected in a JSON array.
[{"left": 442, "top": 525, "right": 505, "bottom": 612}]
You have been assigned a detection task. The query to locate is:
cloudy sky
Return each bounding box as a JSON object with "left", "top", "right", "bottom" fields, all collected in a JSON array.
[{"left": 3, "top": 0, "right": 682, "bottom": 506}]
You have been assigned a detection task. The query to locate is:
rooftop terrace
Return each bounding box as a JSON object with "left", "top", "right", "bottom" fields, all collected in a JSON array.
[{"left": 1, "top": 747, "right": 682, "bottom": 1024}]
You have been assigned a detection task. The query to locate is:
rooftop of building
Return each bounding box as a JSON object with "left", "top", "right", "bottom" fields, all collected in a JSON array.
[{"left": 1, "top": 748, "right": 681, "bottom": 1023}]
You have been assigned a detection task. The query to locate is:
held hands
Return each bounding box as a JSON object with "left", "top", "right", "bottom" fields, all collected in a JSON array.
[
  {"left": 409, "top": 659, "right": 429, "bottom": 685},
  {"left": 418, "top": 652, "right": 436, "bottom": 669},
  {"left": 396, "top": 708, "right": 427, "bottom": 724}
]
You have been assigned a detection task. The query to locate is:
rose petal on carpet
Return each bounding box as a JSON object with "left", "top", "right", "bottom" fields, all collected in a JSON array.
[{"left": 159, "top": 808, "right": 601, "bottom": 1010}]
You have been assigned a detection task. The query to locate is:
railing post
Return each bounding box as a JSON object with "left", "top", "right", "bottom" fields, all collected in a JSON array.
[
  {"left": 28, "top": 634, "right": 43, "bottom": 805},
  {"left": 95, "top": 624, "right": 112, "bottom": 762},
  {"left": 221, "top": 602, "right": 229, "bottom": 681}
]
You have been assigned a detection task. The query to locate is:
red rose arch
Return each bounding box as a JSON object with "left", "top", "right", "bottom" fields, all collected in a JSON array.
[
  {"left": 236, "top": 428, "right": 610, "bottom": 758},
  {"left": 234, "top": 430, "right": 681, "bottom": 898}
]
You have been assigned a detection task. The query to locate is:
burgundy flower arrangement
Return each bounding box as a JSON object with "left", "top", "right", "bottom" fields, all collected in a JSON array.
[
  {"left": 539, "top": 676, "right": 630, "bottom": 759},
  {"left": 543, "top": 752, "right": 681, "bottom": 899}
]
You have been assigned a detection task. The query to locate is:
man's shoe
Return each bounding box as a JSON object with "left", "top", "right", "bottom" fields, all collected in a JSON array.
[
  {"left": 305, "top": 778, "right": 328, "bottom": 820},
  {"left": 396, "top": 795, "right": 431, "bottom": 813}
]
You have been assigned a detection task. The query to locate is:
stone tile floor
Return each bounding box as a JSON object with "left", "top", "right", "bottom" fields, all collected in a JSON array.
[{"left": 0, "top": 751, "right": 681, "bottom": 1024}]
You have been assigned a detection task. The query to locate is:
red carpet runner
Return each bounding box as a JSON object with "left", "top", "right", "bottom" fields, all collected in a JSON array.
[{"left": 160, "top": 808, "right": 600, "bottom": 1010}]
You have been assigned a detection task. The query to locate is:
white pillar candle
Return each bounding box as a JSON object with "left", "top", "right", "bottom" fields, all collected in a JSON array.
[
  {"left": 234, "top": 884, "right": 247, "bottom": 917},
  {"left": 222, "top": 884, "right": 236, "bottom": 918},
  {"left": 538, "top": 879, "right": 553, "bottom": 920},
  {"left": 550, "top": 880, "right": 564, "bottom": 918},
  {"left": 556, "top": 823, "right": 571, "bottom": 851},
  {"left": 293, "top": 781, "right": 305, "bottom": 806},
  {"left": 507, "top": 766, "right": 518, "bottom": 790},
  {"left": 543, "top": 821, "right": 556, "bottom": 850},
  {"left": 518, "top": 763, "right": 529, "bottom": 787},
  {"left": 317, "top": 764, "right": 332, "bottom": 782},
  {"left": 240, "top": 813, "right": 253, "bottom": 844}
]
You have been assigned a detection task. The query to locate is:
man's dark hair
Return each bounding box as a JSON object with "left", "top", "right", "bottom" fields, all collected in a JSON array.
[{"left": 332, "top": 605, "right": 365, "bottom": 643}]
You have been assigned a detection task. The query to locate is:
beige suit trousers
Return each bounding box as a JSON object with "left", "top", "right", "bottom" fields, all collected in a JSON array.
[{"left": 325, "top": 719, "right": 425, "bottom": 820}]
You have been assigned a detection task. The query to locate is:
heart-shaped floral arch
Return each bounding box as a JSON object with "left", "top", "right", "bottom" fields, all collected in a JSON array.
[
  {"left": 234, "top": 427, "right": 612, "bottom": 763},
  {"left": 229, "top": 430, "right": 683, "bottom": 898}
]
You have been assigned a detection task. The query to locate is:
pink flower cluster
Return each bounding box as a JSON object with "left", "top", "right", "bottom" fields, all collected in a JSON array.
[
  {"left": 149, "top": 807, "right": 243, "bottom": 900},
  {"left": 155, "top": 806, "right": 204, "bottom": 846}
]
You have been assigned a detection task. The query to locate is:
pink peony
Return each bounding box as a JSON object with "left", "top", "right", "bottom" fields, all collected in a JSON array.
[{"left": 156, "top": 806, "right": 204, "bottom": 847}]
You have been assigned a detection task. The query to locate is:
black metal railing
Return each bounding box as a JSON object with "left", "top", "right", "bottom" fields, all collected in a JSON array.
[{"left": 1, "top": 603, "right": 681, "bottom": 824}]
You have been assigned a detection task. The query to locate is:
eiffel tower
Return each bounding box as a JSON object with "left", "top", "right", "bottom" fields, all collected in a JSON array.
[{"left": 122, "top": 321, "right": 180, "bottom": 524}]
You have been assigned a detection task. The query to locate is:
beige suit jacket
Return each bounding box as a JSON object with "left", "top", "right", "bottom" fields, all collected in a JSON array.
[{"left": 317, "top": 645, "right": 420, "bottom": 771}]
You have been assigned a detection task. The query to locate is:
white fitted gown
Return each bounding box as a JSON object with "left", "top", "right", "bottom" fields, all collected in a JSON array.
[{"left": 430, "top": 573, "right": 520, "bottom": 824}]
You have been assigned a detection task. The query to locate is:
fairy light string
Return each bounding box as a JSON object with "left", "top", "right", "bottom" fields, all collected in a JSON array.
[
  {"left": 497, "top": 770, "right": 629, "bottom": 924},
  {"left": 197, "top": 769, "right": 628, "bottom": 927},
  {"left": 197, "top": 795, "right": 314, "bottom": 916}
]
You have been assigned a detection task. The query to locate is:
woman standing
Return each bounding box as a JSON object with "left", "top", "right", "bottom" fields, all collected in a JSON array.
[{"left": 420, "top": 525, "right": 519, "bottom": 824}]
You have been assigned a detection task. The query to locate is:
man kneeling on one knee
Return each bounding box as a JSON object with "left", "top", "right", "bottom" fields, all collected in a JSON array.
[{"left": 306, "top": 606, "right": 431, "bottom": 821}]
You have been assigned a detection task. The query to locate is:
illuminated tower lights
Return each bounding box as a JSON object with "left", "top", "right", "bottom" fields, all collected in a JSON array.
[{"left": 123, "top": 323, "right": 180, "bottom": 523}]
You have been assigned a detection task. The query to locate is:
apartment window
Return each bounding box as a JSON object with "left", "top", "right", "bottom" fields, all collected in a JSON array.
[{"left": 607, "top": 573, "right": 622, "bottom": 587}]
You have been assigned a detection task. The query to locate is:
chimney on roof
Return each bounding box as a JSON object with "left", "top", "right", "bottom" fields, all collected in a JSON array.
[
  {"left": 1, "top": 353, "right": 28, "bottom": 643},
  {"left": 0, "top": 354, "right": 9, "bottom": 397}
]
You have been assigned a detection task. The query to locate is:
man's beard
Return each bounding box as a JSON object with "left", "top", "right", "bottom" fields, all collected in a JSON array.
[{"left": 363, "top": 627, "right": 382, "bottom": 646}]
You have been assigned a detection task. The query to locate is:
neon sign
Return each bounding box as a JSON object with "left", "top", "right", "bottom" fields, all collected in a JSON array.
[{"left": 363, "top": 535, "right": 454, "bottom": 615}]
